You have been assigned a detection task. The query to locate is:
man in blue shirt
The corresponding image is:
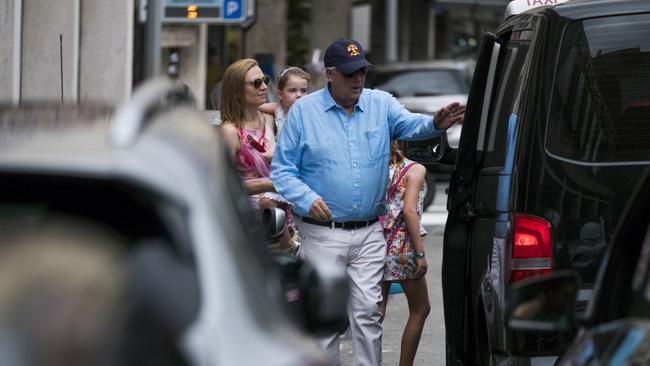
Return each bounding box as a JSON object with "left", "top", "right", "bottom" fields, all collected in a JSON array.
[{"left": 271, "top": 39, "right": 464, "bottom": 366}]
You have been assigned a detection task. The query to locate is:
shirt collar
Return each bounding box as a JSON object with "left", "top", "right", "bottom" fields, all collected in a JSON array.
[{"left": 321, "top": 83, "right": 366, "bottom": 113}]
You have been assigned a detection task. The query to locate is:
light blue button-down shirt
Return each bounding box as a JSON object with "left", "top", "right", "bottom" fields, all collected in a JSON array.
[{"left": 270, "top": 85, "right": 441, "bottom": 221}]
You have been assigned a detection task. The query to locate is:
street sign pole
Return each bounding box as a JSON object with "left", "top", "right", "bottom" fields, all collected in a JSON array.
[{"left": 144, "top": 0, "right": 162, "bottom": 78}]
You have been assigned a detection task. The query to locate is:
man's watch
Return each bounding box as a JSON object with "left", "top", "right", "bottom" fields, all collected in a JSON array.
[{"left": 414, "top": 252, "right": 425, "bottom": 259}]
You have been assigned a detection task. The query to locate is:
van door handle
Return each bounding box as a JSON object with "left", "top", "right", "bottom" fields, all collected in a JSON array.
[{"left": 460, "top": 201, "right": 493, "bottom": 221}]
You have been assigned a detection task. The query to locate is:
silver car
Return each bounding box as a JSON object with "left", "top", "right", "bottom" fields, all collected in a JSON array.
[
  {"left": 0, "top": 79, "right": 348, "bottom": 366},
  {"left": 366, "top": 59, "right": 473, "bottom": 149}
]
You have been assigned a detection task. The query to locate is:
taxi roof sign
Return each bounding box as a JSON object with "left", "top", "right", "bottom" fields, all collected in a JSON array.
[
  {"left": 504, "top": 0, "right": 570, "bottom": 18},
  {"left": 161, "top": 0, "right": 246, "bottom": 24}
]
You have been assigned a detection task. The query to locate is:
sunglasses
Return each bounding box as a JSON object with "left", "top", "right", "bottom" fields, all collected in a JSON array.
[
  {"left": 247, "top": 75, "right": 271, "bottom": 89},
  {"left": 338, "top": 67, "right": 369, "bottom": 78}
]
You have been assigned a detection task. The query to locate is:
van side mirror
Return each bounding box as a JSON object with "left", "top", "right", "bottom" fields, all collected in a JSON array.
[
  {"left": 507, "top": 271, "right": 579, "bottom": 333},
  {"left": 273, "top": 254, "right": 350, "bottom": 336},
  {"left": 402, "top": 132, "right": 448, "bottom": 164},
  {"left": 262, "top": 207, "right": 286, "bottom": 240}
]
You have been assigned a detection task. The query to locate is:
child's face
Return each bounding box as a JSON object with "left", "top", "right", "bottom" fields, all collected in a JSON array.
[{"left": 277, "top": 76, "right": 309, "bottom": 110}]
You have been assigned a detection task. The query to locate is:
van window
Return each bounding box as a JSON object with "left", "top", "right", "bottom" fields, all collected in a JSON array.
[
  {"left": 483, "top": 30, "right": 532, "bottom": 167},
  {"left": 547, "top": 14, "right": 650, "bottom": 164}
]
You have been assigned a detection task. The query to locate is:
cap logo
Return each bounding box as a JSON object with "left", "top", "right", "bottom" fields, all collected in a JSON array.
[{"left": 347, "top": 44, "right": 361, "bottom": 57}]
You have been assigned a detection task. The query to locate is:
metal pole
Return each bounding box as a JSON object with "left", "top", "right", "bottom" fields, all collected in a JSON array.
[
  {"left": 386, "top": 0, "right": 397, "bottom": 63},
  {"left": 72, "top": 0, "right": 80, "bottom": 102},
  {"left": 13, "top": 0, "right": 23, "bottom": 104},
  {"left": 428, "top": 5, "right": 436, "bottom": 59},
  {"left": 125, "top": 0, "right": 135, "bottom": 98},
  {"left": 144, "top": 0, "right": 162, "bottom": 78},
  {"left": 60, "top": 34, "right": 64, "bottom": 103}
]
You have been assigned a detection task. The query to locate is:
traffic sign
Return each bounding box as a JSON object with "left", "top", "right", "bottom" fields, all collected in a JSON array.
[
  {"left": 224, "top": 0, "right": 243, "bottom": 19},
  {"left": 161, "top": 0, "right": 247, "bottom": 24}
]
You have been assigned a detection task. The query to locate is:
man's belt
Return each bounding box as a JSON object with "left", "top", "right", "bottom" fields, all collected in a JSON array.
[{"left": 301, "top": 216, "right": 379, "bottom": 230}]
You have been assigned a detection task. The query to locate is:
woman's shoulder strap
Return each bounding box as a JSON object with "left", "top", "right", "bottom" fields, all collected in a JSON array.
[{"left": 399, "top": 161, "right": 417, "bottom": 178}]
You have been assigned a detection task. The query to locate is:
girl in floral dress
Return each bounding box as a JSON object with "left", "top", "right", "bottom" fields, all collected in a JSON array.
[
  {"left": 379, "top": 141, "right": 431, "bottom": 366},
  {"left": 220, "top": 58, "right": 295, "bottom": 252}
]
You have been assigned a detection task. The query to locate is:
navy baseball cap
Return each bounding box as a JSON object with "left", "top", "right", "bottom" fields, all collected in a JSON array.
[{"left": 324, "top": 39, "right": 374, "bottom": 75}]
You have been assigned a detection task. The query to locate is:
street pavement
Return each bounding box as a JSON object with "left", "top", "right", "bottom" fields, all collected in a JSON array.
[{"left": 341, "top": 183, "right": 449, "bottom": 365}]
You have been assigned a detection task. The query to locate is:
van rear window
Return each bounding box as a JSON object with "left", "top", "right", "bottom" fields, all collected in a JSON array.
[{"left": 547, "top": 14, "right": 650, "bottom": 164}]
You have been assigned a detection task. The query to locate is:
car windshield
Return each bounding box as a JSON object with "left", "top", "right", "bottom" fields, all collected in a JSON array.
[{"left": 369, "top": 69, "right": 468, "bottom": 98}]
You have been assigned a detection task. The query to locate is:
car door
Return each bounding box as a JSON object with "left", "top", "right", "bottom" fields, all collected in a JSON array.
[
  {"left": 443, "top": 21, "right": 538, "bottom": 364},
  {"left": 442, "top": 31, "right": 502, "bottom": 366}
]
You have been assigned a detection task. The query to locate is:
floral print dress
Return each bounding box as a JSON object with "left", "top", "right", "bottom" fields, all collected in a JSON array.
[
  {"left": 382, "top": 159, "right": 427, "bottom": 281},
  {"left": 235, "top": 127, "right": 293, "bottom": 226}
]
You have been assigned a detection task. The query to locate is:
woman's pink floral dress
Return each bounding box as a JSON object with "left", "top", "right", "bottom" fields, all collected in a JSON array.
[
  {"left": 383, "top": 159, "right": 427, "bottom": 281},
  {"left": 235, "top": 127, "right": 293, "bottom": 226}
]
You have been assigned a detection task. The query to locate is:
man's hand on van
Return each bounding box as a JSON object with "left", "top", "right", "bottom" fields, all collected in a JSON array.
[
  {"left": 434, "top": 102, "right": 466, "bottom": 130},
  {"left": 309, "top": 198, "right": 332, "bottom": 222}
]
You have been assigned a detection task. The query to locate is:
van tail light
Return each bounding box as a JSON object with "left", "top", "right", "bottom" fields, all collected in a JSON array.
[{"left": 511, "top": 213, "right": 553, "bottom": 282}]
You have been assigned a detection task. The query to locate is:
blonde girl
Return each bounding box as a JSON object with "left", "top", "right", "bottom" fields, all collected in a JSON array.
[
  {"left": 259, "top": 66, "right": 310, "bottom": 136},
  {"left": 379, "top": 141, "right": 431, "bottom": 366}
]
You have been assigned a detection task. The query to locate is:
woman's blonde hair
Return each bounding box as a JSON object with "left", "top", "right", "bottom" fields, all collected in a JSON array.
[
  {"left": 220, "top": 58, "right": 258, "bottom": 125},
  {"left": 390, "top": 140, "right": 406, "bottom": 165},
  {"left": 277, "top": 67, "right": 311, "bottom": 91}
]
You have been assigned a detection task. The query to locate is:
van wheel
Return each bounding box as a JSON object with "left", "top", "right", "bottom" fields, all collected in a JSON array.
[{"left": 423, "top": 172, "right": 436, "bottom": 210}]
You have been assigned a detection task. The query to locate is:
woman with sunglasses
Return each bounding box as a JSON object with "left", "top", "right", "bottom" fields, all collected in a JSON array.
[{"left": 220, "top": 58, "right": 296, "bottom": 253}]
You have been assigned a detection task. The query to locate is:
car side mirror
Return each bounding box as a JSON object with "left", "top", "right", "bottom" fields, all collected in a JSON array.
[
  {"left": 507, "top": 271, "right": 579, "bottom": 333},
  {"left": 402, "top": 131, "right": 448, "bottom": 164},
  {"left": 262, "top": 207, "right": 286, "bottom": 240},
  {"left": 273, "top": 254, "right": 350, "bottom": 336}
]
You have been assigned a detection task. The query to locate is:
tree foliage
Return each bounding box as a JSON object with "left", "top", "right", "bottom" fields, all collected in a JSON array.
[{"left": 286, "top": 0, "right": 311, "bottom": 67}]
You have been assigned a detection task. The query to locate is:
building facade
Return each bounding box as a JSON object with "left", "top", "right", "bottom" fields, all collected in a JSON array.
[{"left": 1, "top": 0, "right": 209, "bottom": 107}]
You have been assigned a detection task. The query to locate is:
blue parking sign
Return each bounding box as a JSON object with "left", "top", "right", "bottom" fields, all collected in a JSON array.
[{"left": 224, "top": 0, "right": 243, "bottom": 19}]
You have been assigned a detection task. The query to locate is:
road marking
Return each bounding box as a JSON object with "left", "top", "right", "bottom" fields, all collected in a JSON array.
[
  {"left": 422, "top": 212, "right": 447, "bottom": 226},
  {"left": 423, "top": 197, "right": 448, "bottom": 226}
]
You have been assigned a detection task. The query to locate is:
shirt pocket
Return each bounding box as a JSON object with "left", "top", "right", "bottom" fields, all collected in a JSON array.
[{"left": 364, "top": 127, "right": 388, "bottom": 161}]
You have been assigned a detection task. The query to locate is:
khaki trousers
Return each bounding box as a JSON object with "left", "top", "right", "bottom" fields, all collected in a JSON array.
[{"left": 297, "top": 218, "right": 386, "bottom": 366}]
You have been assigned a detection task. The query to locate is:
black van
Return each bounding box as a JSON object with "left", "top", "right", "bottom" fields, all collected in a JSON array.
[{"left": 406, "top": 0, "right": 650, "bottom": 364}]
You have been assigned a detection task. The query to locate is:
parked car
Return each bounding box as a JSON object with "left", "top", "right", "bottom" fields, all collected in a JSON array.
[
  {"left": 404, "top": 0, "right": 650, "bottom": 365},
  {"left": 366, "top": 59, "right": 474, "bottom": 207},
  {"left": 365, "top": 60, "right": 473, "bottom": 149},
  {"left": 507, "top": 170, "right": 650, "bottom": 365},
  {"left": 0, "top": 78, "right": 349, "bottom": 366}
]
